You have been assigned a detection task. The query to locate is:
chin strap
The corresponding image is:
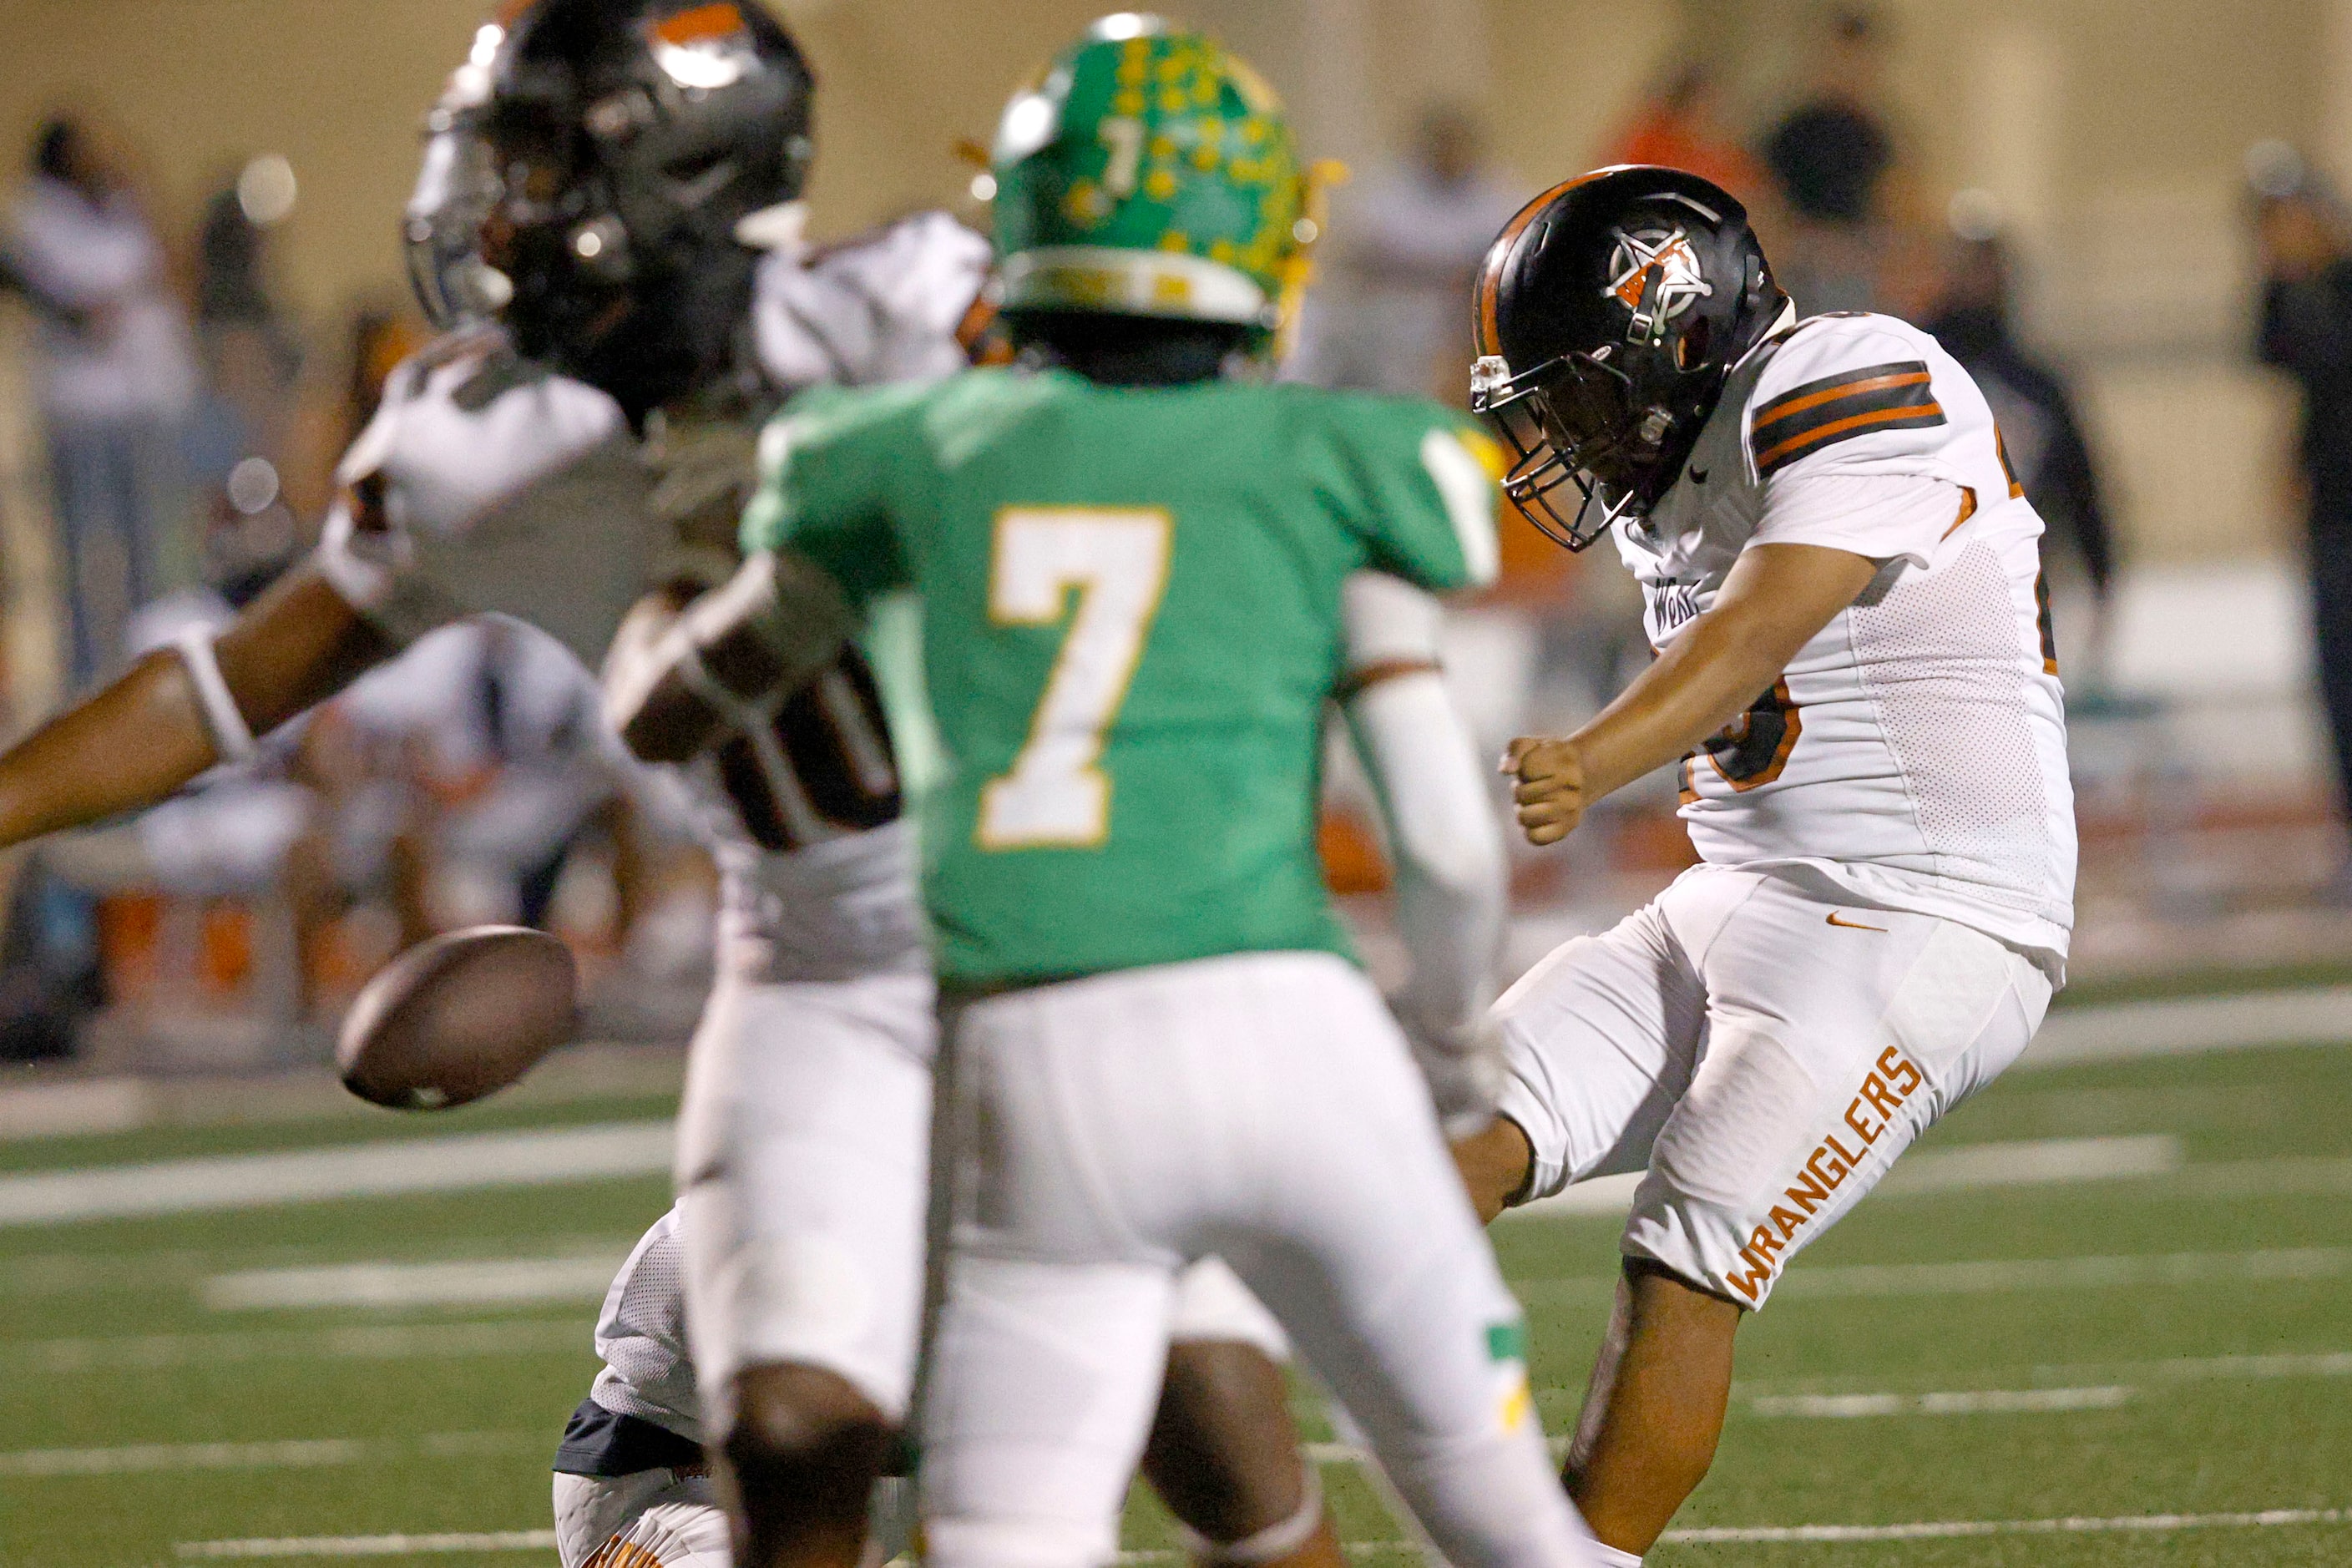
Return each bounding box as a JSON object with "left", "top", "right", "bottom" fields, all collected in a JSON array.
[
  {"left": 167, "top": 625, "right": 258, "bottom": 767},
  {"left": 1181, "top": 1467, "right": 1324, "bottom": 1567}
]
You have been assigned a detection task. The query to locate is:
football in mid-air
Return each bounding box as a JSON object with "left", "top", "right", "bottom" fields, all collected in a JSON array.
[{"left": 336, "top": 926, "right": 579, "bottom": 1110}]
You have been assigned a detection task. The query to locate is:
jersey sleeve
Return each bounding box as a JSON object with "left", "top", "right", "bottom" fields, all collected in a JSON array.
[
  {"left": 1744, "top": 315, "right": 1974, "bottom": 567},
  {"left": 740, "top": 383, "right": 927, "bottom": 608},
  {"left": 1321, "top": 397, "right": 1504, "bottom": 594},
  {"left": 1337, "top": 572, "right": 1505, "bottom": 1040},
  {"left": 313, "top": 335, "right": 651, "bottom": 667}
]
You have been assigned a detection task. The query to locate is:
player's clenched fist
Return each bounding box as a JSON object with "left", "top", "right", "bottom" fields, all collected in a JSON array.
[{"left": 1505, "top": 736, "right": 1588, "bottom": 845}]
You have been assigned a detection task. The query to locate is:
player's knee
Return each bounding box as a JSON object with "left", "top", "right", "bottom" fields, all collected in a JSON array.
[
  {"left": 722, "top": 1362, "right": 890, "bottom": 1519},
  {"left": 1144, "top": 1340, "right": 1309, "bottom": 1543},
  {"left": 1624, "top": 1257, "right": 1743, "bottom": 1322}
]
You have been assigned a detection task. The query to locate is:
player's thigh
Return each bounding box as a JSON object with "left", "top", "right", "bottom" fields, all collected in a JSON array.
[
  {"left": 920, "top": 1254, "right": 1176, "bottom": 1568},
  {"left": 1227, "top": 964, "right": 1527, "bottom": 1448},
  {"left": 1631, "top": 878, "right": 2052, "bottom": 1308},
  {"left": 1222, "top": 969, "right": 1591, "bottom": 1568},
  {"left": 676, "top": 972, "right": 936, "bottom": 1428},
  {"left": 553, "top": 1469, "right": 728, "bottom": 1568},
  {"left": 1490, "top": 888, "right": 1710, "bottom": 1202}
]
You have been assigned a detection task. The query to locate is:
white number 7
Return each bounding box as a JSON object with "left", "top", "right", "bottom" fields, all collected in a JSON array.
[
  {"left": 978, "top": 508, "right": 1171, "bottom": 849},
  {"left": 1099, "top": 117, "right": 1146, "bottom": 198}
]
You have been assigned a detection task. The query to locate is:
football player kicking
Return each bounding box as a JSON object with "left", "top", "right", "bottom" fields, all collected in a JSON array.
[
  {"left": 1454, "top": 166, "right": 2076, "bottom": 1565},
  {"left": 611, "top": 20, "right": 1603, "bottom": 1568},
  {"left": 0, "top": 8, "right": 1495, "bottom": 1568}
]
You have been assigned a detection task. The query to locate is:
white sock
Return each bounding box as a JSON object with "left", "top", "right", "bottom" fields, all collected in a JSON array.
[{"left": 1590, "top": 1545, "right": 1642, "bottom": 1568}]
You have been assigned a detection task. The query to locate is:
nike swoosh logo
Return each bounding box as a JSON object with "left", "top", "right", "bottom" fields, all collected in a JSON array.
[{"left": 1826, "top": 912, "right": 1887, "bottom": 932}]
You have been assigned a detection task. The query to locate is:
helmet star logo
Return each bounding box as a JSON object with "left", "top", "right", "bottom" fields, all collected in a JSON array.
[{"left": 1603, "top": 227, "right": 1712, "bottom": 321}]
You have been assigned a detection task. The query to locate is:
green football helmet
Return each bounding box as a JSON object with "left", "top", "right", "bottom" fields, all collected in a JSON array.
[{"left": 989, "top": 13, "right": 1322, "bottom": 343}]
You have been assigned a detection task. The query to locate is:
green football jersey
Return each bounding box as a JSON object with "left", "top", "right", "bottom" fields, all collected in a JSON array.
[{"left": 743, "top": 367, "right": 1501, "bottom": 986}]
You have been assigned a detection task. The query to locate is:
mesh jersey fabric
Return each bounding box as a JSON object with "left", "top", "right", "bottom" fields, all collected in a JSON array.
[{"left": 588, "top": 1206, "right": 701, "bottom": 1442}]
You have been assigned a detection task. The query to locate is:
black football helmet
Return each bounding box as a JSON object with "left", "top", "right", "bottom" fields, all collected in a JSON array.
[
  {"left": 405, "top": 0, "right": 816, "bottom": 417},
  {"left": 1469, "top": 165, "right": 1785, "bottom": 550}
]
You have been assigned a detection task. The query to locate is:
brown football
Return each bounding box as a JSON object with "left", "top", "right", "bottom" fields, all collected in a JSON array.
[{"left": 336, "top": 926, "right": 580, "bottom": 1110}]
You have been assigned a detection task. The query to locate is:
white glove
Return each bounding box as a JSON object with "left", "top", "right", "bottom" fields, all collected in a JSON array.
[{"left": 1396, "top": 1004, "right": 1508, "bottom": 1141}]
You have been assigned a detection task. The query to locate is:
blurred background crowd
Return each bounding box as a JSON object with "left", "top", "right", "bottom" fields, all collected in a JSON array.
[{"left": 0, "top": 0, "right": 2345, "bottom": 1072}]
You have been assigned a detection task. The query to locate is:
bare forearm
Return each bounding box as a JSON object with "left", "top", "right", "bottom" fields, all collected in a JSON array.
[
  {"left": 1572, "top": 611, "right": 1791, "bottom": 803},
  {"left": 1507, "top": 544, "right": 1879, "bottom": 847},
  {"left": 215, "top": 566, "right": 400, "bottom": 735},
  {"left": 0, "top": 564, "right": 395, "bottom": 851},
  {"left": 604, "top": 553, "right": 857, "bottom": 764},
  {"left": 0, "top": 653, "right": 218, "bottom": 847}
]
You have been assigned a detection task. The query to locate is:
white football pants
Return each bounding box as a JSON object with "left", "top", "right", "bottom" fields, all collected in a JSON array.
[
  {"left": 675, "top": 969, "right": 1290, "bottom": 1442},
  {"left": 554, "top": 1469, "right": 729, "bottom": 1568},
  {"left": 675, "top": 971, "right": 938, "bottom": 1432},
  {"left": 919, "top": 950, "right": 1602, "bottom": 1568},
  {"left": 1495, "top": 865, "right": 2054, "bottom": 1307}
]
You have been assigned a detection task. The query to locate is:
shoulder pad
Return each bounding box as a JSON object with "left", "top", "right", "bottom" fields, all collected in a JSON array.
[
  {"left": 753, "top": 211, "right": 991, "bottom": 394},
  {"left": 1745, "top": 313, "right": 1949, "bottom": 479}
]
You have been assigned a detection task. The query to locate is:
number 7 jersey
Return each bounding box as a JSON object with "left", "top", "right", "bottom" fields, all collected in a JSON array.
[{"left": 743, "top": 368, "right": 1503, "bottom": 988}]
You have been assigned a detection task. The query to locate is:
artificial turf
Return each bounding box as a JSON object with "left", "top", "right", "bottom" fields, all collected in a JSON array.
[{"left": 3, "top": 1039, "right": 2349, "bottom": 1566}]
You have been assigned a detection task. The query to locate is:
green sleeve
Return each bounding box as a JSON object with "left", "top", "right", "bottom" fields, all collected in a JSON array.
[
  {"left": 1322, "top": 397, "right": 1505, "bottom": 594},
  {"left": 741, "top": 384, "right": 928, "bottom": 608}
]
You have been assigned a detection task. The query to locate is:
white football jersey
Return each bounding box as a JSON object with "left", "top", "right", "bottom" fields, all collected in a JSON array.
[
  {"left": 312, "top": 213, "right": 989, "bottom": 981},
  {"left": 318, "top": 334, "right": 650, "bottom": 671},
  {"left": 1611, "top": 309, "right": 2076, "bottom": 975},
  {"left": 585, "top": 1205, "right": 701, "bottom": 1442}
]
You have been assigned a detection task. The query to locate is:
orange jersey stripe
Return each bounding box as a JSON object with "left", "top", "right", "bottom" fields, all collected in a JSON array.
[
  {"left": 1754, "top": 402, "right": 1946, "bottom": 469},
  {"left": 1753, "top": 369, "right": 1932, "bottom": 432}
]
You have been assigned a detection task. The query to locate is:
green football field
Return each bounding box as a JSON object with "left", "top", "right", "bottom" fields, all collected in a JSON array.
[{"left": 4, "top": 1029, "right": 2350, "bottom": 1568}]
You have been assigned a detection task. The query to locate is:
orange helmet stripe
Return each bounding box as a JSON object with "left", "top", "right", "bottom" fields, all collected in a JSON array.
[
  {"left": 1471, "top": 165, "right": 1636, "bottom": 357},
  {"left": 651, "top": 2, "right": 747, "bottom": 46}
]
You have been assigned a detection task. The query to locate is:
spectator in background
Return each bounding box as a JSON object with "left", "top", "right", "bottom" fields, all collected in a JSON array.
[
  {"left": 190, "top": 165, "right": 304, "bottom": 513},
  {"left": 1758, "top": 7, "right": 1915, "bottom": 316},
  {"left": 6, "top": 117, "right": 200, "bottom": 687},
  {"left": 1606, "top": 58, "right": 1766, "bottom": 208},
  {"left": 1926, "top": 225, "right": 2117, "bottom": 678},
  {"left": 2252, "top": 144, "right": 2352, "bottom": 900},
  {"left": 1299, "top": 104, "right": 1521, "bottom": 398}
]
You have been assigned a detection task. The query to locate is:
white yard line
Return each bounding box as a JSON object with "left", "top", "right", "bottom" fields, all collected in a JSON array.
[
  {"left": 0, "top": 1232, "right": 647, "bottom": 1300},
  {"left": 0, "top": 1432, "right": 539, "bottom": 1479},
  {"left": 177, "top": 1533, "right": 559, "bottom": 1560},
  {"left": 1776, "top": 1242, "right": 2352, "bottom": 1299},
  {"left": 0, "top": 1121, "right": 673, "bottom": 1226},
  {"left": 2027, "top": 985, "right": 2352, "bottom": 1065},
  {"left": 24, "top": 1318, "right": 586, "bottom": 1374},
  {"left": 1515, "top": 1243, "right": 2352, "bottom": 1306},
  {"left": 1505, "top": 1135, "right": 2181, "bottom": 1221},
  {"left": 1878, "top": 1134, "right": 2180, "bottom": 1192},
  {"left": 1737, "top": 1346, "right": 2352, "bottom": 1403},
  {"left": 175, "top": 1505, "right": 2352, "bottom": 1561},
  {"left": 1748, "top": 1385, "right": 2135, "bottom": 1419},
  {"left": 203, "top": 1254, "right": 627, "bottom": 1312},
  {"left": 1662, "top": 1506, "right": 2352, "bottom": 1544}
]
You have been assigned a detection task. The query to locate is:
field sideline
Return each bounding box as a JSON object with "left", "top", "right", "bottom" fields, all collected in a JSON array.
[{"left": 3, "top": 1019, "right": 2349, "bottom": 1566}]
